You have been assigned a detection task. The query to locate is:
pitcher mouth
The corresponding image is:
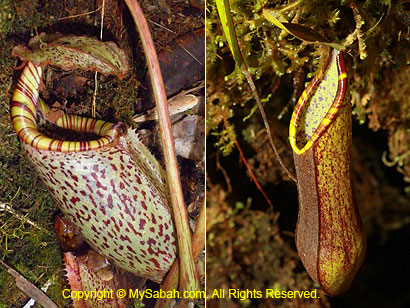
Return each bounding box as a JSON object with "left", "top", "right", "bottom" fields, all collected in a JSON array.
[
  {"left": 289, "top": 50, "right": 348, "bottom": 155},
  {"left": 38, "top": 120, "right": 101, "bottom": 142},
  {"left": 11, "top": 62, "right": 126, "bottom": 152}
]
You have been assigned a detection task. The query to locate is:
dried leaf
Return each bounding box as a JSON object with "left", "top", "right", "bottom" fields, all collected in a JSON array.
[{"left": 133, "top": 94, "right": 199, "bottom": 122}]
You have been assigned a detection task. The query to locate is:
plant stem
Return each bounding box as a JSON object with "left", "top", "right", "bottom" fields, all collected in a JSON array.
[
  {"left": 124, "top": 0, "right": 199, "bottom": 293},
  {"left": 242, "top": 69, "right": 297, "bottom": 182},
  {"left": 234, "top": 139, "right": 275, "bottom": 211}
]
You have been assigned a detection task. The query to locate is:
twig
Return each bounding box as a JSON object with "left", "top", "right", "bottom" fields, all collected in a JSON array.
[
  {"left": 277, "top": 0, "right": 302, "bottom": 12},
  {"left": 91, "top": 0, "right": 105, "bottom": 118},
  {"left": 124, "top": 0, "right": 199, "bottom": 293},
  {"left": 148, "top": 19, "right": 177, "bottom": 34},
  {"left": 56, "top": 5, "right": 102, "bottom": 21},
  {"left": 133, "top": 94, "right": 198, "bottom": 122},
  {"left": 241, "top": 69, "right": 297, "bottom": 182},
  {"left": 0, "top": 203, "right": 42, "bottom": 231},
  {"left": 92, "top": 74, "right": 98, "bottom": 117},
  {"left": 0, "top": 190, "right": 46, "bottom": 232},
  {"left": 216, "top": 150, "right": 233, "bottom": 193},
  {"left": 0, "top": 261, "right": 59, "bottom": 308},
  {"left": 234, "top": 139, "right": 274, "bottom": 211},
  {"left": 178, "top": 43, "right": 203, "bottom": 65},
  {"left": 23, "top": 277, "right": 53, "bottom": 308},
  {"left": 170, "top": 81, "right": 205, "bottom": 98},
  {"left": 100, "top": 0, "right": 105, "bottom": 40}
]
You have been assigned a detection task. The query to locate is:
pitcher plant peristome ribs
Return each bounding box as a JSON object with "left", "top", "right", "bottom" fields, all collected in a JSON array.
[
  {"left": 289, "top": 51, "right": 348, "bottom": 154},
  {"left": 290, "top": 50, "right": 366, "bottom": 296},
  {"left": 11, "top": 62, "right": 122, "bottom": 152}
]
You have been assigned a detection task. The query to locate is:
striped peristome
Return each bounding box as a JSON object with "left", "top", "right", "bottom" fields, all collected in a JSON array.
[
  {"left": 289, "top": 50, "right": 366, "bottom": 296},
  {"left": 11, "top": 62, "right": 122, "bottom": 152},
  {"left": 11, "top": 61, "right": 176, "bottom": 283},
  {"left": 289, "top": 50, "right": 348, "bottom": 155}
]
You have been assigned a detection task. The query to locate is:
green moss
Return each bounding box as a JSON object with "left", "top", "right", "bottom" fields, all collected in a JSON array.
[
  {"left": 96, "top": 74, "right": 140, "bottom": 125},
  {"left": 0, "top": 0, "right": 45, "bottom": 41},
  {"left": 0, "top": 0, "right": 15, "bottom": 39}
]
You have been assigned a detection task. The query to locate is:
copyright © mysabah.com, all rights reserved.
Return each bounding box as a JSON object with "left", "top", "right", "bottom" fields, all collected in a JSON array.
[{"left": 62, "top": 288, "right": 319, "bottom": 301}]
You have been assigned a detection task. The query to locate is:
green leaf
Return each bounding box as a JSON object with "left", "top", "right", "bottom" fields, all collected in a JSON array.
[{"left": 215, "top": 0, "right": 245, "bottom": 69}]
